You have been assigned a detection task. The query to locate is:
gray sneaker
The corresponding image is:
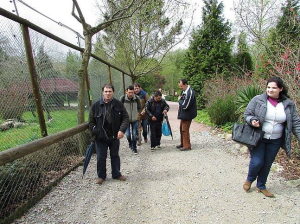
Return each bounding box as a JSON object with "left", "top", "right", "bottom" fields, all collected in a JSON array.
[
  {"left": 156, "top": 145, "right": 161, "bottom": 150},
  {"left": 151, "top": 147, "right": 155, "bottom": 152}
]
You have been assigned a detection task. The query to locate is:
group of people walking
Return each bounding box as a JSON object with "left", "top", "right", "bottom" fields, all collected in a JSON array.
[
  {"left": 88, "top": 79, "right": 197, "bottom": 185},
  {"left": 88, "top": 76, "right": 300, "bottom": 199}
]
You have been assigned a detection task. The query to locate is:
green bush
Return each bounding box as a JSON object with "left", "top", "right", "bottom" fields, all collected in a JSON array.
[
  {"left": 165, "top": 95, "right": 178, "bottom": 102},
  {"left": 207, "top": 94, "right": 239, "bottom": 126}
]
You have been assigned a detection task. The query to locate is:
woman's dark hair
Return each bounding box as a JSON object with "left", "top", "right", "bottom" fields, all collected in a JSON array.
[
  {"left": 102, "top": 83, "right": 114, "bottom": 92},
  {"left": 266, "top": 76, "right": 289, "bottom": 98}
]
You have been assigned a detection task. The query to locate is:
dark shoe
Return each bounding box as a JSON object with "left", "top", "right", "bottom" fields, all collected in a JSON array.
[
  {"left": 257, "top": 188, "right": 274, "bottom": 197},
  {"left": 116, "top": 175, "right": 127, "bottom": 181},
  {"left": 180, "top": 147, "right": 191, "bottom": 151},
  {"left": 144, "top": 138, "right": 148, "bottom": 143},
  {"left": 176, "top": 145, "right": 183, "bottom": 149},
  {"left": 243, "top": 180, "right": 252, "bottom": 191},
  {"left": 96, "top": 178, "right": 105, "bottom": 185},
  {"left": 133, "top": 149, "right": 138, "bottom": 155},
  {"left": 137, "top": 142, "right": 141, "bottom": 146}
]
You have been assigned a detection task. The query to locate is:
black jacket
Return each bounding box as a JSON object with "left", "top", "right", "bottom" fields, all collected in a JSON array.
[
  {"left": 145, "top": 97, "right": 169, "bottom": 122},
  {"left": 177, "top": 86, "right": 197, "bottom": 120},
  {"left": 88, "top": 98, "right": 129, "bottom": 140}
]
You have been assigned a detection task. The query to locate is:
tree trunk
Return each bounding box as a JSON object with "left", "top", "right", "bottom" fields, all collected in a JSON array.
[{"left": 77, "top": 33, "right": 92, "bottom": 153}]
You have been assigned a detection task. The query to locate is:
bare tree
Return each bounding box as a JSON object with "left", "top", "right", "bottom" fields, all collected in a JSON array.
[
  {"left": 233, "top": 0, "right": 283, "bottom": 44},
  {"left": 71, "top": 0, "right": 146, "bottom": 124},
  {"left": 233, "top": 0, "right": 283, "bottom": 63}
]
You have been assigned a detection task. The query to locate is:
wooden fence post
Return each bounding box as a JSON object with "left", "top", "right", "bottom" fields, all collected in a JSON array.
[
  {"left": 108, "top": 66, "right": 112, "bottom": 84},
  {"left": 122, "top": 72, "right": 126, "bottom": 95},
  {"left": 21, "top": 25, "right": 48, "bottom": 137}
]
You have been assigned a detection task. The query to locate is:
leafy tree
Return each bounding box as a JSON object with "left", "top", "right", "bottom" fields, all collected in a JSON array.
[
  {"left": 182, "top": 0, "right": 234, "bottom": 108},
  {"left": 95, "top": 0, "right": 191, "bottom": 82},
  {"left": 137, "top": 73, "right": 166, "bottom": 94},
  {"left": 72, "top": 0, "right": 147, "bottom": 125},
  {"left": 160, "top": 49, "right": 186, "bottom": 95},
  {"left": 234, "top": 31, "right": 253, "bottom": 75}
]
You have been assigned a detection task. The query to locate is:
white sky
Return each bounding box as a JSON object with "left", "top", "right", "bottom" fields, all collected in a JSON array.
[{"left": 1, "top": 0, "right": 235, "bottom": 48}]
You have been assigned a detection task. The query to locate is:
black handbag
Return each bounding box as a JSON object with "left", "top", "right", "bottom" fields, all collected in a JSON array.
[{"left": 232, "top": 123, "right": 265, "bottom": 148}]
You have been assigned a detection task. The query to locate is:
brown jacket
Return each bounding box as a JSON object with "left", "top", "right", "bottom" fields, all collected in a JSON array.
[{"left": 136, "top": 89, "right": 150, "bottom": 120}]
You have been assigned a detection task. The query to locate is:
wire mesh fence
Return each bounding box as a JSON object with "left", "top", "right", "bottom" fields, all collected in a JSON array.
[
  {"left": 0, "top": 130, "right": 90, "bottom": 223},
  {"left": 0, "top": 4, "right": 131, "bottom": 222}
]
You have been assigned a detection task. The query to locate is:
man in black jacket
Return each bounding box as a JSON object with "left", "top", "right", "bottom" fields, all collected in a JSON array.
[
  {"left": 145, "top": 91, "right": 169, "bottom": 152},
  {"left": 88, "top": 84, "right": 129, "bottom": 184},
  {"left": 177, "top": 79, "right": 197, "bottom": 151}
]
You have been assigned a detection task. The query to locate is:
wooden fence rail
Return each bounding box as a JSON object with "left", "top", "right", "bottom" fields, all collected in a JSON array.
[{"left": 0, "top": 123, "right": 88, "bottom": 166}]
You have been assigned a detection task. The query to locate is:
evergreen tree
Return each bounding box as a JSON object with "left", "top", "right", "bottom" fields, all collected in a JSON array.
[
  {"left": 234, "top": 31, "right": 253, "bottom": 74},
  {"left": 276, "top": 0, "right": 300, "bottom": 48},
  {"left": 35, "top": 45, "right": 59, "bottom": 79},
  {"left": 182, "top": 0, "right": 233, "bottom": 108},
  {"left": 65, "top": 50, "right": 81, "bottom": 81}
]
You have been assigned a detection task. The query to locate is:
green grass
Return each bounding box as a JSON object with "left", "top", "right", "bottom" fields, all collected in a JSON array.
[
  {"left": 194, "top": 110, "right": 214, "bottom": 126},
  {"left": 194, "top": 109, "right": 234, "bottom": 133},
  {"left": 0, "top": 110, "right": 89, "bottom": 152}
]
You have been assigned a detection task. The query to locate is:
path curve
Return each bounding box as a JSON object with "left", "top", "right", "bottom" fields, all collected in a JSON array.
[{"left": 14, "top": 102, "right": 300, "bottom": 223}]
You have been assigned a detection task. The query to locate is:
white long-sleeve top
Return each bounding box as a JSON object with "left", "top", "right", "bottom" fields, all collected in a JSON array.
[{"left": 262, "top": 101, "right": 287, "bottom": 139}]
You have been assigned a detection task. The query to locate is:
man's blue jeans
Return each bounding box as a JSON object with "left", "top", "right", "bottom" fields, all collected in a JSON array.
[
  {"left": 126, "top": 121, "right": 138, "bottom": 150},
  {"left": 141, "top": 118, "right": 148, "bottom": 140},
  {"left": 247, "top": 137, "right": 282, "bottom": 190}
]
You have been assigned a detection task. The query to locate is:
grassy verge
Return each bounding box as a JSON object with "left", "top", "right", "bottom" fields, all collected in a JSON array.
[
  {"left": 194, "top": 110, "right": 234, "bottom": 133},
  {"left": 0, "top": 110, "right": 89, "bottom": 152}
]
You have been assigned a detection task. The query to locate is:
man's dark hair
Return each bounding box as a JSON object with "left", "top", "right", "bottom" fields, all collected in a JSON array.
[
  {"left": 102, "top": 83, "right": 114, "bottom": 92},
  {"left": 133, "top": 83, "right": 141, "bottom": 88},
  {"left": 153, "top": 91, "right": 162, "bottom": 97},
  {"left": 126, "top": 85, "right": 134, "bottom": 91},
  {"left": 179, "top": 79, "right": 188, "bottom": 85}
]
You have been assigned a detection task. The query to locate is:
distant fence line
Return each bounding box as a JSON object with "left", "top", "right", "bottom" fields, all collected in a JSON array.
[{"left": 0, "top": 8, "right": 131, "bottom": 223}]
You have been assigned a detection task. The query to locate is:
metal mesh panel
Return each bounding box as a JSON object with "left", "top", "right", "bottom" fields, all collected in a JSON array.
[
  {"left": 88, "top": 58, "right": 109, "bottom": 102},
  {"left": 0, "top": 16, "right": 87, "bottom": 151},
  {"left": 13, "top": 1, "right": 83, "bottom": 47},
  {"left": 111, "top": 68, "right": 124, "bottom": 99},
  {"left": 27, "top": 28, "right": 85, "bottom": 136},
  {"left": 0, "top": 6, "right": 130, "bottom": 222},
  {"left": 124, "top": 74, "right": 132, "bottom": 88},
  {"left": 0, "top": 16, "right": 39, "bottom": 151},
  {"left": 0, "top": 130, "right": 90, "bottom": 222}
]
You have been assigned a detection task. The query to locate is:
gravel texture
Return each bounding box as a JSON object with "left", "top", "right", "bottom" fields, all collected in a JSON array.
[{"left": 14, "top": 102, "right": 300, "bottom": 224}]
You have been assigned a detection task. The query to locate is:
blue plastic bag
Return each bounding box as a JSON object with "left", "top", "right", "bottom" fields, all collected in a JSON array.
[{"left": 162, "top": 120, "right": 171, "bottom": 136}]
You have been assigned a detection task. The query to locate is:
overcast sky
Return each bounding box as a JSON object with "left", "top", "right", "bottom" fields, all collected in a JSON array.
[{"left": 1, "top": 0, "right": 235, "bottom": 48}]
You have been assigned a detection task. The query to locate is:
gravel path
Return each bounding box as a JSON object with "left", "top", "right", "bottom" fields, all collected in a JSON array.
[{"left": 14, "top": 102, "right": 300, "bottom": 224}]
